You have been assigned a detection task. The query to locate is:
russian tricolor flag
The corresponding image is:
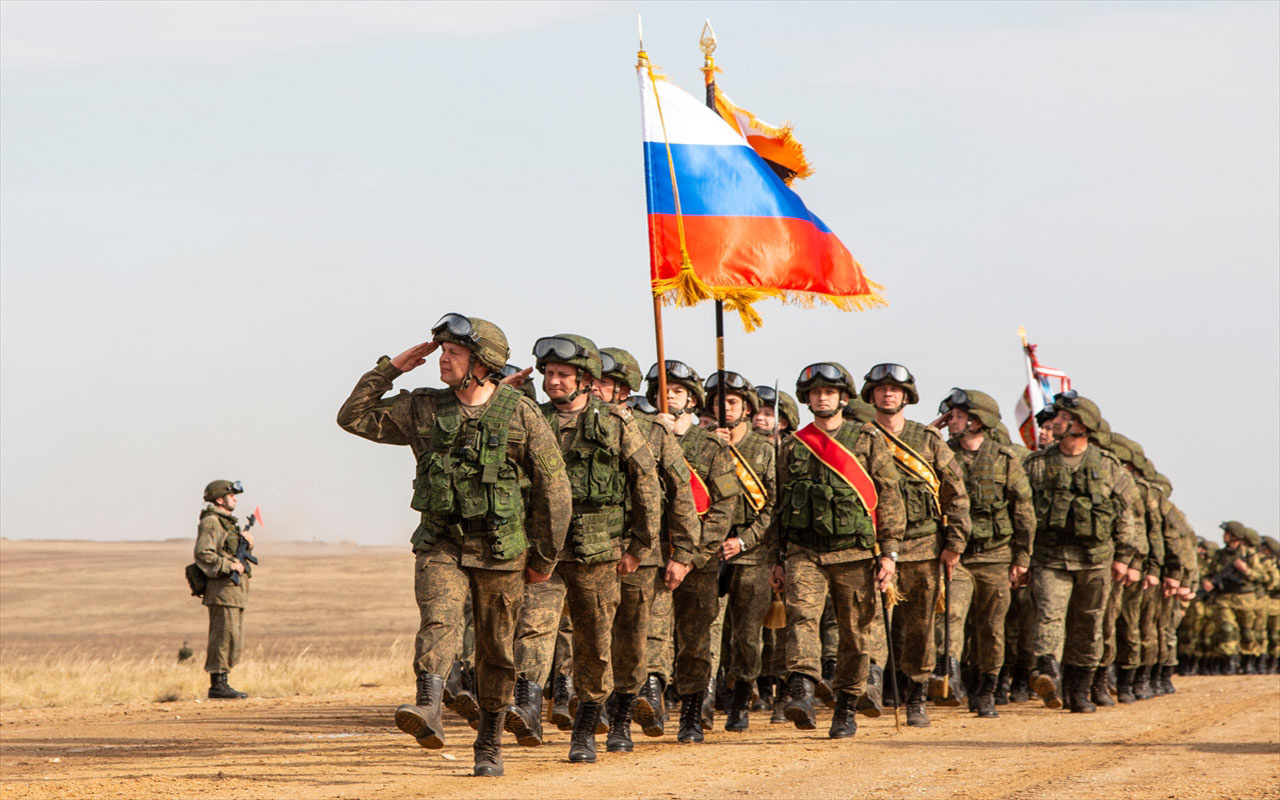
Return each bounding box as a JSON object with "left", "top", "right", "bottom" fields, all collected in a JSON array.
[{"left": 637, "top": 64, "right": 881, "bottom": 318}]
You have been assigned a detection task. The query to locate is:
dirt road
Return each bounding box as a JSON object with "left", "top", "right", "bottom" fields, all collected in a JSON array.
[{"left": 3, "top": 675, "right": 1277, "bottom": 800}]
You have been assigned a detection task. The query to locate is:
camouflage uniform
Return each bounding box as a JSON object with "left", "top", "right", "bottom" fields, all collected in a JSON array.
[
  {"left": 337, "top": 356, "right": 572, "bottom": 723},
  {"left": 194, "top": 502, "right": 250, "bottom": 677},
  {"left": 1211, "top": 539, "right": 1265, "bottom": 663}
]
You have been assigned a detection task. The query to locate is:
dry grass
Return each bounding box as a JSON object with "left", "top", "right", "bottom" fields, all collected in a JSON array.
[{"left": 0, "top": 639, "right": 413, "bottom": 710}]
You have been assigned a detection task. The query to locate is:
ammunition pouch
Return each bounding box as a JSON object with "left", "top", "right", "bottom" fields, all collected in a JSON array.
[
  {"left": 184, "top": 563, "right": 208, "bottom": 597},
  {"left": 783, "top": 480, "right": 874, "bottom": 553},
  {"left": 570, "top": 505, "right": 624, "bottom": 565}
]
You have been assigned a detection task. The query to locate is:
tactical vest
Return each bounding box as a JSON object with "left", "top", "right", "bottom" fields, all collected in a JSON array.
[
  {"left": 1216, "top": 547, "right": 1257, "bottom": 594},
  {"left": 408, "top": 385, "right": 528, "bottom": 560},
  {"left": 1031, "top": 445, "right": 1115, "bottom": 549},
  {"left": 729, "top": 430, "right": 772, "bottom": 529},
  {"left": 895, "top": 421, "right": 942, "bottom": 540},
  {"left": 781, "top": 422, "right": 875, "bottom": 553},
  {"left": 952, "top": 437, "right": 1013, "bottom": 550},
  {"left": 543, "top": 396, "right": 628, "bottom": 564},
  {"left": 201, "top": 508, "right": 246, "bottom": 574}
]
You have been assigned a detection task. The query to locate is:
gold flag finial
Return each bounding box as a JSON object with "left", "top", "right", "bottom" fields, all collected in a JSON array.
[
  {"left": 1017, "top": 325, "right": 1028, "bottom": 346},
  {"left": 700, "top": 19, "right": 717, "bottom": 57}
]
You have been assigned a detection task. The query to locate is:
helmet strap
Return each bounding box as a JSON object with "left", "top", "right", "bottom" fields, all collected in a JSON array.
[
  {"left": 459, "top": 353, "right": 477, "bottom": 390},
  {"left": 551, "top": 368, "right": 589, "bottom": 406}
]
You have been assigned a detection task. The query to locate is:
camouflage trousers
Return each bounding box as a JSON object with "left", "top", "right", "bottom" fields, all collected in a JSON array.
[
  {"left": 1214, "top": 592, "right": 1261, "bottom": 657},
  {"left": 784, "top": 552, "right": 877, "bottom": 696},
  {"left": 1102, "top": 581, "right": 1143, "bottom": 669},
  {"left": 612, "top": 565, "right": 658, "bottom": 695},
  {"left": 1178, "top": 598, "right": 1214, "bottom": 658},
  {"left": 943, "top": 561, "right": 1011, "bottom": 676},
  {"left": 891, "top": 559, "right": 941, "bottom": 684},
  {"left": 204, "top": 605, "right": 244, "bottom": 673},
  {"left": 514, "top": 560, "right": 620, "bottom": 703},
  {"left": 820, "top": 594, "right": 839, "bottom": 660},
  {"left": 414, "top": 551, "right": 526, "bottom": 712},
  {"left": 553, "top": 612, "right": 572, "bottom": 680},
  {"left": 646, "top": 569, "right": 675, "bottom": 683},
  {"left": 1002, "top": 584, "right": 1037, "bottom": 669},
  {"left": 672, "top": 564, "right": 723, "bottom": 695},
  {"left": 725, "top": 562, "right": 775, "bottom": 685},
  {"left": 1267, "top": 597, "right": 1280, "bottom": 658},
  {"left": 1250, "top": 594, "right": 1270, "bottom": 657},
  {"left": 1138, "top": 584, "right": 1160, "bottom": 667},
  {"left": 761, "top": 626, "right": 786, "bottom": 678},
  {"left": 1157, "top": 592, "right": 1182, "bottom": 667},
  {"left": 1031, "top": 564, "right": 1111, "bottom": 668}
]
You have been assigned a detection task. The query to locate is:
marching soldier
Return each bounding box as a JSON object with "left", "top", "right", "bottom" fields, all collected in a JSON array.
[
  {"left": 703, "top": 371, "right": 777, "bottom": 732},
  {"left": 640, "top": 360, "right": 738, "bottom": 743},
  {"left": 193, "top": 479, "right": 253, "bottom": 700},
  {"left": 1025, "top": 392, "right": 1141, "bottom": 713},
  {"left": 505, "top": 334, "right": 662, "bottom": 764},
  {"left": 753, "top": 384, "right": 800, "bottom": 440},
  {"left": 861, "top": 364, "right": 970, "bottom": 727},
  {"left": 1210, "top": 521, "right": 1265, "bottom": 674},
  {"left": 336, "top": 314, "right": 571, "bottom": 777},
  {"left": 591, "top": 347, "right": 699, "bottom": 751},
  {"left": 937, "top": 389, "right": 1035, "bottom": 718},
  {"left": 770, "top": 362, "right": 906, "bottom": 739}
]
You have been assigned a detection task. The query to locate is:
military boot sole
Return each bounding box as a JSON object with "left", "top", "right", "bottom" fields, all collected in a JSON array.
[
  {"left": 784, "top": 703, "right": 817, "bottom": 731},
  {"left": 814, "top": 680, "right": 836, "bottom": 709},
  {"left": 605, "top": 734, "right": 634, "bottom": 753},
  {"left": 503, "top": 711, "right": 543, "bottom": 747},
  {"left": 905, "top": 708, "right": 931, "bottom": 727},
  {"left": 208, "top": 689, "right": 248, "bottom": 699},
  {"left": 551, "top": 704, "right": 573, "bottom": 731},
  {"left": 633, "top": 697, "right": 665, "bottom": 738},
  {"left": 452, "top": 691, "right": 481, "bottom": 730},
  {"left": 1031, "top": 674, "right": 1063, "bottom": 710},
  {"left": 394, "top": 704, "right": 444, "bottom": 749}
]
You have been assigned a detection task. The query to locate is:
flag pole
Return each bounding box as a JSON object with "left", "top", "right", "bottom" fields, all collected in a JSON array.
[
  {"left": 1018, "top": 325, "right": 1036, "bottom": 446},
  {"left": 639, "top": 16, "right": 669, "bottom": 413},
  {"left": 701, "top": 20, "right": 727, "bottom": 428}
]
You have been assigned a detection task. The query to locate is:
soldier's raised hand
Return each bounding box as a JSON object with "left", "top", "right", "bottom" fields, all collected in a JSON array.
[
  {"left": 500, "top": 366, "right": 533, "bottom": 389},
  {"left": 391, "top": 341, "right": 439, "bottom": 372}
]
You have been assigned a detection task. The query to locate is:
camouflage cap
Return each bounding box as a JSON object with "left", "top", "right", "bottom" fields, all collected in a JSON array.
[
  {"left": 599, "top": 347, "right": 643, "bottom": 393},
  {"left": 203, "top": 479, "right": 243, "bottom": 502},
  {"left": 1221, "top": 520, "right": 1248, "bottom": 542},
  {"left": 431, "top": 313, "right": 510, "bottom": 373}
]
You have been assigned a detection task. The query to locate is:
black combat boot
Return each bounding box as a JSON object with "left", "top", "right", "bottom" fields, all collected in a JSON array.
[
  {"left": 551, "top": 673, "right": 573, "bottom": 731},
  {"left": 1090, "top": 666, "right": 1115, "bottom": 707},
  {"left": 994, "top": 665, "right": 1011, "bottom": 706},
  {"left": 1009, "top": 665, "right": 1032, "bottom": 703},
  {"left": 1031, "top": 655, "right": 1063, "bottom": 710},
  {"left": 1159, "top": 665, "right": 1176, "bottom": 694},
  {"left": 605, "top": 692, "right": 636, "bottom": 753},
  {"left": 1115, "top": 667, "right": 1136, "bottom": 703},
  {"left": 725, "top": 680, "right": 752, "bottom": 732},
  {"left": 1247, "top": 654, "right": 1261, "bottom": 675},
  {"left": 472, "top": 708, "right": 505, "bottom": 777},
  {"left": 701, "top": 677, "right": 715, "bottom": 730},
  {"left": 783, "top": 672, "right": 818, "bottom": 730},
  {"left": 1149, "top": 665, "right": 1166, "bottom": 697},
  {"left": 816, "top": 658, "right": 837, "bottom": 709},
  {"left": 714, "top": 667, "right": 730, "bottom": 711},
  {"left": 828, "top": 692, "right": 858, "bottom": 739},
  {"left": 678, "top": 690, "right": 707, "bottom": 743},
  {"left": 504, "top": 677, "right": 544, "bottom": 747},
  {"left": 208, "top": 672, "right": 247, "bottom": 700},
  {"left": 856, "top": 663, "right": 884, "bottom": 718},
  {"left": 452, "top": 667, "right": 480, "bottom": 730},
  {"left": 966, "top": 664, "right": 982, "bottom": 712},
  {"left": 1065, "top": 665, "right": 1097, "bottom": 713},
  {"left": 975, "top": 673, "right": 998, "bottom": 718},
  {"left": 444, "top": 660, "right": 462, "bottom": 709},
  {"left": 395, "top": 672, "right": 445, "bottom": 748},
  {"left": 770, "top": 679, "right": 788, "bottom": 724},
  {"left": 753, "top": 677, "right": 771, "bottom": 712},
  {"left": 634, "top": 674, "right": 666, "bottom": 737},
  {"left": 1133, "top": 666, "right": 1153, "bottom": 700},
  {"left": 568, "top": 699, "right": 602, "bottom": 763},
  {"left": 905, "top": 680, "right": 930, "bottom": 727},
  {"left": 1226, "top": 653, "right": 1241, "bottom": 675}
]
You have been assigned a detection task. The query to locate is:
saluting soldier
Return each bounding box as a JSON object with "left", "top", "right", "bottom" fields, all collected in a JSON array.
[
  {"left": 336, "top": 314, "right": 571, "bottom": 777},
  {"left": 861, "top": 364, "right": 970, "bottom": 727},
  {"left": 194, "top": 479, "right": 253, "bottom": 700},
  {"left": 504, "top": 334, "right": 662, "bottom": 764},
  {"left": 770, "top": 363, "right": 906, "bottom": 740}
]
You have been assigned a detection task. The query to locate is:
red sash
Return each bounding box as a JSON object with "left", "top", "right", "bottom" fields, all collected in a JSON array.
[
  {"left": 793, "top": 423, "right": 879, "bottom": 527},
  {"left": 686, "top": 458, "right": 711, "bottom": 516}
]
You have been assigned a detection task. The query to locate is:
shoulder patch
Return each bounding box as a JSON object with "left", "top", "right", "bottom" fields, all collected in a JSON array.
[
  {"left": 535, "top": 445, "right": 566, "bottom": 476},
  {"left": 861, "top": 422, "right": 882, "bottom": 437},
  {"left": 608, "top": 404, "right": 634, "bottom": 422}
]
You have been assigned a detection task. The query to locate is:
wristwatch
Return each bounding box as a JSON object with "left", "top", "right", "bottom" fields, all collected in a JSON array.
[{"left": 884, "top": 551, "right": 898, "bottom": 562}]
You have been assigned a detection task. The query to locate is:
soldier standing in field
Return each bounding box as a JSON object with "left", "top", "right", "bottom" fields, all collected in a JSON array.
[
  {"left": 1209, "top": 521, "right": 1266, "bottom": 675},
  {"left": 861, "top": 363, "right": 970, "bottom": 727},
  {"left": 936, "top": 389, "right": 1035, "bottom": 718},
  {"left": 336, "top": 314, "right": 571, "bottom": 777},
  {"left": 1024, "top": 392, "right": 1141, "bottom": 714},
  {"left": 194, "top": 479, "right": 253, "bottom": 700},
  {"left": 770, "top": 362, "right": 905, "bottom": 740}
]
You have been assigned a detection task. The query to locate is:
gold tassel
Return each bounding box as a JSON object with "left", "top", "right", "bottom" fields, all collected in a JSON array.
[
  {"left": 883, "top": 581, "right": 902, "bottom": 609},
  {"left": 764, "top": 592, "right": 787, "bottom": 629}
]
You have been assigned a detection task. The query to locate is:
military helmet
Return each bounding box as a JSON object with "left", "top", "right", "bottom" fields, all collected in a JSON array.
[
  {"left": 599, "top": 347, "right": 643, "bottom": 393},
  {"left": 203, "top": 479, "right": 243, "bottom": 503},
  {"left": 842, "top": 397, "right": 877, "bottom": 425},
  {"left": 1242, "top": 527, "right": 1262, "bottom": 548},
  {"left": 1153, "top": 472, "right": 1172, "bottom": 496},
  {"left": 1093, "top": 417, "right": 1113, "bottom": 450},
  {"left": 777, "top": 391, "right": 801, "bottom": 431},
  {"left": 645, "top": 360, "right": 705, "bottom": 411},
  {"left": 1108, "top": 432, "right": 1137, "bottom": 465},
  {"left": 532, "top": 333, "right": 602, "bottom": 380},
  {"left": 1221, "top": 520, "right": 1248, "bottom": 543},
  {"left": 1204, "top": 540, "right": 1220, "bottom": 556},
  {"left": 939, "top": 388, "right": 1001, "bottom": 430},
  {"left": 796, "top": 362, "right": 856, "bottom": 403},
  {"left": 860, "top": 363, "right": 918, "bottom": 405},
  {"left": 992, "top": 421, "right": 1014, "bottom": 445},
  {"left": 1052, "top": 391, "right": 1104, "bottom": 434},
  {"left": 704, "top": 370, "right": 761, "bottom": 416},
  {"left": 1262, "top": 536, "right": 1280, "bottom": 556},
  {"left": 430, "top": 313, "right": 510, "bottom": 373}
]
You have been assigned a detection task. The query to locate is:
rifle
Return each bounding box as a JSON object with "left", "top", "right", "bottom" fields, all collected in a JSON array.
[{"left": 228, "top": 512, "right": 259, "bottom": 586}]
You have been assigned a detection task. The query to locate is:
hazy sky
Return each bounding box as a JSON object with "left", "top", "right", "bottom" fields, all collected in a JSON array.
[{"left": 2, "top": 1, "right": 1276, "bottom": 548}]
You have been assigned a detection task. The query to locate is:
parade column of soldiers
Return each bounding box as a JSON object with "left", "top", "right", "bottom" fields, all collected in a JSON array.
[{"left": 330, "top": 312, "right": 1277, "bottom": 778}]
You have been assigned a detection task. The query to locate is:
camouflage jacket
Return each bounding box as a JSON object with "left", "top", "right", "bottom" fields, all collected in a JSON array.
[
  {"left": 194, "top": 504, "right": 249, "bottom": 608},
  {"left": 676, "top": 422, "right": 739, "bottom": 570},
  {"left": 876, "top": 419, "right": 971, "bottom": 561},
  {"left": 1212, "top": 545, "right": 1265, "bottom": 595},
  {"left": 336, "top": 356, "right": 571, "bottom": 575},
  {"left": 1024, "top": 442, "right": 1141, "bottom": 570},
  {"left": 725, "top": 428, "right": 778, "bottom": 567},
  {"left": 632, "top": 411, "right": 700, "bottom": 567},
  {"left": 948, "top": 435, "right": 1035, "bottom": 568},
  {"left": 1134, "top": 476, "right": 1165, "bottom": 577},
  {"left": 771, "top": 419, "right": 906, "bottom": 565}
]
